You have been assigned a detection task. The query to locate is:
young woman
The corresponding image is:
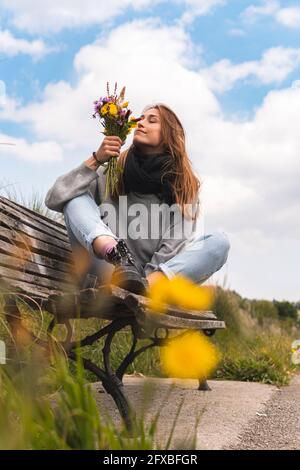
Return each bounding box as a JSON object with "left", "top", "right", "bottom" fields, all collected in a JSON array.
[{"left": 45, "top": 103, "right": 230, "bottom": 295}]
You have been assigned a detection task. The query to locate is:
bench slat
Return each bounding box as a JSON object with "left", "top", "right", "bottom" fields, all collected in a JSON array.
[
  {"left": 0, "top": 274, "right": 62, "bottom": 299},
  {"left": 0, "top": 196, "right": 68, "bottom": 237},
  {"left": 0, "top": 208, "right": 71, "bottom": 253},
  {"left": 0, "top": 253, "right": 76, "bottom": 285},
  {"left": 0, "top": 197, "right": 69, "bottom": 243},
  {"left": 137, "top": 309, "right": 225, "bottom": 330},
  {"left": 45, "top": 286, "right": 135, "bottom": 321},
  {"left": 0, "top": 264, "right": 76, "bottom": 293},
  {"left": 0, "top": 239, "right": 75, "bottom": 276},
  {"left": 0, "top": 225, "right": 73, "bottom": 262},
  {"left": 122, "top": 289, "right": 217, "bottom": 320}
]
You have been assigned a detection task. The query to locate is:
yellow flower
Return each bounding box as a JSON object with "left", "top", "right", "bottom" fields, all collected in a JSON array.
[
  {"left": 100, "top": 102, "right": 118, "bottom": 117},
  {"left": 108, "top": 103, "right": 118, "bottom": 116},
  {"left": 160, "top": 330, "right": 221, "bottom": 380},
  {"left": 100, "top": 103, "right": 109, "bottom": 115},
  {"left": 122, "top": 101, "right": 129, "bottom": 108},
  {"left": 147, "top": 274, "right": 215, "bottom": 314}
]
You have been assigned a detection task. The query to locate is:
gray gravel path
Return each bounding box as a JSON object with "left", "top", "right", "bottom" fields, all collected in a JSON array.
[
  {"left": 91, "top": 375, "right": 277, "bottom": 449},
  {"left": 225, "top": 375, "right": 300, "bottom": 450}
]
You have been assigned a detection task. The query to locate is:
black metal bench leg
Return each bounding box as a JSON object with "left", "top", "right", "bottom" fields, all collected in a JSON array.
[
  {"left": 102, "top": 322, "right": 137, "bottom": 434},
  {"left": 101, "top": 374, "right": 135, "bottom": 433},
  {"left": 68, "top": 352, "right": 135, "bottom": 434},
  {"left": 198, "top": 379, "right": 212, "bottom": 391}
]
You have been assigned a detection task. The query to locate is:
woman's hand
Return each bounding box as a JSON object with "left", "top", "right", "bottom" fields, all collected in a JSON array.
[{"left": 95, "top": 136, "right": 124, "bottom": 164}]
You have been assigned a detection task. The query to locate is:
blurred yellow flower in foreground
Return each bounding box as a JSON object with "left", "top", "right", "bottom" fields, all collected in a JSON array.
[
  {"left": 147, "top": 274, "right": 215, "bottom": 314},
  {"left": 160, "top": 330, "right": 221, "bottom": 380}
]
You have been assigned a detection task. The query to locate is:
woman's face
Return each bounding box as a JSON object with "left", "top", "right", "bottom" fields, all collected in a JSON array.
[{"left": 133, "top": 108, "right": 165, "bottom": 154}]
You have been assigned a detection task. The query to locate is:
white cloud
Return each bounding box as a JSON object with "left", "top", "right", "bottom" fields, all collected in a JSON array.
[
  {"left": 0, "top": 0, "right": 162, "bottom": 34},
  {"left": 0, "top": 29, "right": 56, "bottom": 59},
  {"left": 242, "top": 1, "right": 300, "bottom": 29},
  {"left": 276, "top": 6, "right": 300, "bottom": 28},
  {"left": 189, "top": 82, "right": 300, "bottom": 240},
  {"left": 0, "top": 18, "right": 214, "bottom": 147},
  {"left": 241, "top": 0, "right": 279, "bottom": 23},
  {"left": 176, "top": 0, "right": 226, "bottom": 25},
  {"left": 0, "top": 133, "right": 63, "bottom": 162},
  {"left": 202, "top": 46, "right": 300, "bottom": 92},
  {"left": 0, "top": 0, "right": 225, "bottom": 34}
]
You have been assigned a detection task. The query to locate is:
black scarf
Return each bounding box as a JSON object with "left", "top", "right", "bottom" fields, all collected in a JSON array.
[{"left": 122, "top": 145, "right": 175, "bottom": 205}]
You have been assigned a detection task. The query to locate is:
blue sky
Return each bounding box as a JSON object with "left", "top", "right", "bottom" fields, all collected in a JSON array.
[{"left": 1, "top": 0, "right": 300, "bottom": 301}]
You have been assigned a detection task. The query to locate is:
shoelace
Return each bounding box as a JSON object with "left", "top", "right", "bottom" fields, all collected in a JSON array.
[
  {"left": 106, "top": 246, "right": 122, "bottom": 264},
  {"left": 117, "top": 239, "right": 136, "bottom": 265},
  {"left": 116, "top": 239, "right": 148, "bottom": 289}
]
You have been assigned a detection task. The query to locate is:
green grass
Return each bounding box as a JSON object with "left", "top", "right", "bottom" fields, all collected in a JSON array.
[
  {"left": 0, "top": 337, "right": 199, "bottom": 450},
  {"left": 214, "top": 335, "right": 296, "bottom": 385},
  {"left": 211, "top": 286, "right": 300, "bottom": 386}
]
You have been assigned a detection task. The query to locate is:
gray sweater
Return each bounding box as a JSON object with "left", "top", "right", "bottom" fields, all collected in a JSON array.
[{"left": 45, "top": 161, "right": 199, "bottom": 277}]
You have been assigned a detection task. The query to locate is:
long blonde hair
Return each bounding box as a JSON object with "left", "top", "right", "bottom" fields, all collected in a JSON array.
[{"left": 111, "top": 103, "right": 201, "bottom": 221}]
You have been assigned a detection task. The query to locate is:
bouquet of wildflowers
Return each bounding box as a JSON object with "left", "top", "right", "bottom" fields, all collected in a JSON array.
[{"left": 93, "top": 82, "right": 141, "bottom": 199}]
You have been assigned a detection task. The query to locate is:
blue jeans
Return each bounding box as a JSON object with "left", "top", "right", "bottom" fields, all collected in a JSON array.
[{"left": 63, "top": 193, "right": 230, "bottom": 288}]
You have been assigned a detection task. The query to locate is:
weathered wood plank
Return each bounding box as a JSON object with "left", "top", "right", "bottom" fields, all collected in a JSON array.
[
  {"left": 0, "top": 274, "right": 62, "bottom": 298},
  {"left": 0, "top": 208, "right": 71, "bottom": 252},
  {"left": 0, "top": 239, "right": 75, "bottom": 275},
  {"left": 0, "top": 253, "right": 76, "bottom": 285},
  {"left": 0, "top": 196, "right": 68, "bottom": 240},
  {"left": 136, "top": 308, "right": 225, "bottom": 331},
  {"left": 111, "top": 286, "right": 217, "bottom": 320},
  {"left": 45, "top": 285, "right": 135, "bottom": 321},
  {"left": 0, "top": 226, "right": 73, "bottom": 262},
  {"left": 0, "top": 264, "right": 77, "bottom": 292}
]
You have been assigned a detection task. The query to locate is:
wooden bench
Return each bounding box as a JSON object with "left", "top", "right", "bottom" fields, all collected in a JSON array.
[{"left": 0, "top": 195, "right": 226, "bottom": 431}]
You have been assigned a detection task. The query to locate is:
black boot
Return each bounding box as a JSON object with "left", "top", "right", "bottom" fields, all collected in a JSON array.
[{"left": 104, "top": 239, "right": 148, "bottom": 295}]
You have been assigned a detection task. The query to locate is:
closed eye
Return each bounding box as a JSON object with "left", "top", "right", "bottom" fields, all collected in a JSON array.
[{"left": 143, "top": 113, "right": 159, "bottom": 123}]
